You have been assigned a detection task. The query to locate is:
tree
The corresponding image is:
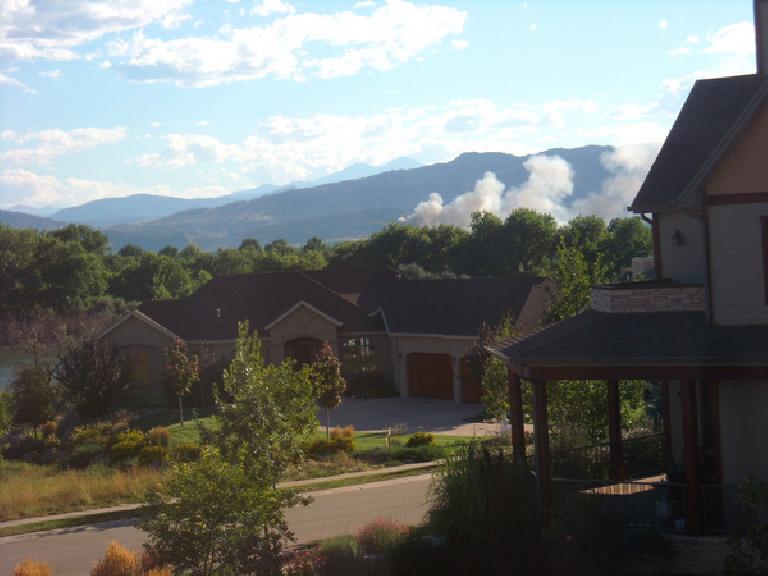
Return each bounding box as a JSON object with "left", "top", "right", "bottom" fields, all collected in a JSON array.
[
  {"left": 502, "top": 209, "right": 558, "bottom": 273},
  {"left": 601, "top": 217, "right": 652, "bottom": 278},
  {"left": 56, "top": 339, "right": 131, "bottom": 419},
  {"left": 165, "top": 338, "right": 200, "bottom": 426},
  {"left": 472, "top": 314, "right": 518, "bottom": 420},
  {"left": 11, "top": 366, "right": 55, "bottom": 435},
  {"left": 313, "top": 342, "right": 346, "bottom": 438},
  {"left": 546, "top": 240, "right": 608, "bottom": 323},
  {"left": 213, "top": 321, "right": 317, "bottom": 485},
  {"left": 302, "top": 236, "right": 325, "bottom": 253},
  {"left": 142, "top": 449, "right": 300, "bottom": 576}
]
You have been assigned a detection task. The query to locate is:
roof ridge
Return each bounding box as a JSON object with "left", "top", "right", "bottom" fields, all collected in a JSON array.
[{"left": 296, "top": 270, "right": 361, "bottom": 309}]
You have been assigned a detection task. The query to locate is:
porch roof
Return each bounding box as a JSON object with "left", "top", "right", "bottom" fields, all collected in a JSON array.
[{"left": 494, "top": 311, "right": 768, "bottom": 377}]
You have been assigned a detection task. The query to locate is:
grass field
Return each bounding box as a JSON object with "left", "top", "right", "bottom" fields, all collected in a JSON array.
[{"left": 0, "top": 462, "right": 165, "bottom": 522}]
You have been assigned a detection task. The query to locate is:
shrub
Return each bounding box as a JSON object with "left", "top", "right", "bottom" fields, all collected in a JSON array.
[
  {"left": 405, "top": 432, "right": 433, "bottom": 447},
  {"left": 357, "top": 518, "right": 408, "bottom": 555},
  {"left": 329, "top": 426, "right": 356, "bottom": 451},
  {"left": 391, "top": 444, "right": 445, "bottom": 463},
  {"left": 138, "top": 445, "right": 168, "bottom": 466},
  {"left": 109, "top": 430, "right": 146, "bottom": 463},
  {"left": 91, "top": 541, "right": 140, "bottom": 576},
  {"left": 67, "top": 442, "right": 105, "bottom": 469},
  {"left": 170, "top": 443, "right": 201, "bottom": 463},
  {"left": 40, "top": 420, "right": 58, "bottom": 438},
  {"left": 71, "top": 422, "right": 113, "bottom": 448},
  {"left": 2, "top": 437, "right": 45, "bottom": 461},
  {"left": 147, "top": 427, "right": 169, "bottom": 448},
  {"left": 13, "top": 560, "right": 52, "bottom": 576}
]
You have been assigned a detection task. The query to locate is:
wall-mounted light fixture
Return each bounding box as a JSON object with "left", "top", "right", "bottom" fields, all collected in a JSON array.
[{"left": 672, "top": 230, "right": 685, "bottom": 246}]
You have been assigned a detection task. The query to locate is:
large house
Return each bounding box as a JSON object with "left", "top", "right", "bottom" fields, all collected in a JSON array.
[
  {"left": 495, "top": 0, "right": 768, "bottom": 535},
  {"left": 102, "top": 267, "right": 553, "bottom": 405}
]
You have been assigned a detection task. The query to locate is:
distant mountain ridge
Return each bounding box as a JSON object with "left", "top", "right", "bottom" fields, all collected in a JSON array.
[
  {"left": 0, "top": 210, "right": 64, "bottom": 230},
  {"left": 49, "top": 157, "right": 422, "bottom": 227},
  {"left": 105, "top": 146, "right": 613, "bottom": 250}
]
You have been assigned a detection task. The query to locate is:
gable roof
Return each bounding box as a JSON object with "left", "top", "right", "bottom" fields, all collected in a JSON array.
[
  {"left": 358, "top": 276, "right": 551, "bottom": 337},
  {"left": 632, "top": 74, "right": 766, "bottom": 212},
  {"left": 139, "top": 270, "right": 379, "bottom": 340},
  {"left": 100, "top": 310, "right": 180, "bottom": 342},
  {"left": 302, "top": 267, "right": 399, "bottom": 303}
]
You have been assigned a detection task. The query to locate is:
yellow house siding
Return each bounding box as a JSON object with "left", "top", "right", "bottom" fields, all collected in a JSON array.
[
  {"left": 708, "top": 203, "right": 768, "bottom": 325},
  {"left": 707, "top": 101, "right": 768, "bottom": 197},
  {"left": 658, "top": 212, "right": 706, "bottom": 283}
]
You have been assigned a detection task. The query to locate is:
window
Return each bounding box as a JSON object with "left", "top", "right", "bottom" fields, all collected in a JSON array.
[
  {"left": 342, "top": 336, "right": 377, "bottom": 377},
  {"left": 763, "top": 216, "right": 768, "bottom": 303}
]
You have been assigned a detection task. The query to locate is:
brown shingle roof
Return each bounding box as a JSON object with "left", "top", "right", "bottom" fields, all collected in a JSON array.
[
  {"left": 632, "top": 74, "right": 765, "bottom": 212},
  {"left": 139, "top": 270, "right": 380, "bottom": 340},
  {"left": 359, "top": 276, "right": 551, "bottom": 337},
  {"left": 495, "top": 310, "right": 768, "bottom": 366}
]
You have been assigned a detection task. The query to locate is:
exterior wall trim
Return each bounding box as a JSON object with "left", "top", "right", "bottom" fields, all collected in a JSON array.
[
  {"left": 264, "top": 300, "right": 344, "bottom": 330},
  {"left": 99, "top": 310, "right": 180, "bottom": 342},
  {"left": 706, "top": 192, "right": 768, "bottom": 206}
]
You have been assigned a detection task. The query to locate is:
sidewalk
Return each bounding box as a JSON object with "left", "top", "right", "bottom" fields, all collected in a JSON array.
[{"left": 0, "top": 461, "right": 439, "bottom": 531}]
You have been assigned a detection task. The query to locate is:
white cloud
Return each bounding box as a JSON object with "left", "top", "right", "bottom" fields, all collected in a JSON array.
[
  {"left": 400, "top": 145, "right": 658, "bottom": 228},
  {"left": 400, "top": 155, "right": 574, "bottom": 227},
  {"left": 400, "top": 172, "right": 505, "bottom": 228},
  {"left": 0, "top": 71, "right": 36, "bottom": 93},
  {"left": 353, "top": 0, "right": 376, "bottom": 7},
  {"left": 451, "top": 39, "right": 469, "bottom": 50},
  {"left": 128, "top": 96, "right": 660, "bottom": 184},
  {"left": 251, "top": 0, "right": 295, "bottom": 16},
  {"left": 135, "top": 133, "right": 241, "bottom": 168},
  {"left": 529, "top": 24, "right": 537, "bottom": 32},
  {"left": 1, "top": 127, "right": 127, "bottom": 165},
  {"left": 658, "top": 19, "right": 669, "bottom": 30},
  {"left": 686, "top": 34, "right": 700, "bottom": 44},
  {"left": 703, "top": 22, "right": 754, "bottom": 55},
  {"left": 0, "top": 168, "right": 228, "bottom": 208},
  {"left": 38, "top": 69, "right": 62, "bottom": 79},
  {"left": 111, "top": 0, "right": 468, "bottom": 86},
  {"left": 571, "top": 144, "right": 658, "bottom": 219},
  {"left": 0, "top": 0, "right": 193, "bottom": 62},
  {"left": 1, "top": 130, "right": 17, "bottom": 140}
]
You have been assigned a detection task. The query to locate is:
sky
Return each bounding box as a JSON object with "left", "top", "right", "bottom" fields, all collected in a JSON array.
[{"left": 0, "top": 0, "right": 759, "bottom": 213}]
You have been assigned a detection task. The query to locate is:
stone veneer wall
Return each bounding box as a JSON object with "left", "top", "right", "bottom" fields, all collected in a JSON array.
[{"left": 591, "top": 285, "right": 705, "bottom": 313}]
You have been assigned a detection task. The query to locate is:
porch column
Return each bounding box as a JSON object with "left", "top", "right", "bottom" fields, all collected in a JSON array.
[
  {"left": 680, "top": 379, "right": 702, "bottom": 535},
  {"left": 661, "top": 381, "right": 673, "bottom": 468},
  {"left": 532, "top": 379, "right": 551, "bottom": 524},
  {"left": 508, "top": 369, "right": 525, "bottom": 464},
  {"left": 451, "top": 355, "right": 461, "bottom": 405},
  {"left": 607, "top": 380, "right": 627, "bottom": 481}
]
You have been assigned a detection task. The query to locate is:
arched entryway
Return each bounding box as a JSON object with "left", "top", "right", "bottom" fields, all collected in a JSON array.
[{"left": 284, "top": 337, "right": 323, "bottom": 367}]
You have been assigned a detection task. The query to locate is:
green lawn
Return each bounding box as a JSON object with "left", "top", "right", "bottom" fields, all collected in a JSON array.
[{"left": 352, "top": 432, "right": 479, "bottom": 454}]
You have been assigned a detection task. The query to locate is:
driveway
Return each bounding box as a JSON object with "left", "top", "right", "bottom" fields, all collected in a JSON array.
[{"left": 324, "top": 397, "right": 505, "bottom": 436}]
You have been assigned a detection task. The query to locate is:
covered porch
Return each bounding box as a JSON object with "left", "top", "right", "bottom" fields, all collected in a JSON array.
[{"left": 497, "top": 308, "right": 768, "bottom": 535}]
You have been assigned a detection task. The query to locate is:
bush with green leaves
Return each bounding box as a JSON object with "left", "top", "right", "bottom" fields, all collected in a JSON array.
[
  {"left": 170, "top": 442, "right": 201, "bottom": 463},
  {"left": 109, "top": 429, "right": 147, "bottom": 463},
  {"left": 11, "top": 366, "right": 55, "bottom": 435},
  {"left": 405, "top": 432, "right": 433, "bottom": 448},
  {"left": 724, "top": 479, "right": 768, "bottom": 576},
  {"left": 142, "top": 449, "right": 303, "bottom": 575},
  {"left": 139, "top": 444, "right": 168, "bottom": 466}
]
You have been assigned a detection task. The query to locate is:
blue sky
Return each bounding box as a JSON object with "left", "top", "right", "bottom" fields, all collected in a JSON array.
[{"left": 0, "top": 0, "right": 758, "bottom": 211}]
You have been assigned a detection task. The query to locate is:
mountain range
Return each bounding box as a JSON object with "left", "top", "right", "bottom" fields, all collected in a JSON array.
[{"left": 0, "top": 147, "right": 612, "bottom": 250}]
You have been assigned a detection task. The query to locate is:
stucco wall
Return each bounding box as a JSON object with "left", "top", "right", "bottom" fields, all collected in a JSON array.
[
  {"left": 389, "top": 335, "right": 476, "bottom": 403},
  {"left": 719, "top": 381, "right": 768, "bottom": 485},
  {"left": 708, "top": 203, "right": 768, "bottom": 325},
  {"left": 103, "top": 315, "right": 177, "bottom": 406},
  {"left": 658, "top": 212, "right": 706, "bottom": 283},
  {"left": 266, "top": 305, "right": 339, "bottom": 363}
]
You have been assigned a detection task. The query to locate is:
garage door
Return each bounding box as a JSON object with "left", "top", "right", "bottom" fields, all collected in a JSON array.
[
  {"left": 407, "top": 353, "right": 454, "bottom": 400},
  {"left": 460, "top": 356, "right": 482, "bottom": 403}
]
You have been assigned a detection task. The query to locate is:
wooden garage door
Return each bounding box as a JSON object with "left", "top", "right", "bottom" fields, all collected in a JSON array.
[{"left": 407, "top": 353, "right": 454, "bottom": 400}]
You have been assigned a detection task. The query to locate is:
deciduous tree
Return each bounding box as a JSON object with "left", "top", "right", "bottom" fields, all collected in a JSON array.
[
  {"left": 313, "top": 341, "right": 346, "bottom": 438},
  {"left": 165, "top": 338, "right": 200, "bottom": 426}
]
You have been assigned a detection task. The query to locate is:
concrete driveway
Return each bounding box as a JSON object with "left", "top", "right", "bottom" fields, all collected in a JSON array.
[{"left": 323, "top": 397, "right": 504, "bottom": 436}]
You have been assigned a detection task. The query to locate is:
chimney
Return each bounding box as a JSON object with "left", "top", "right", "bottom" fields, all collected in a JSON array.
[{"left": 757, "top": 0, "right": 768, "bottom": 77}]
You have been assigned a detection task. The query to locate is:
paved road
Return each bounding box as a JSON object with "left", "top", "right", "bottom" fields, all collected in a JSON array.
[{"left": 0, "top": 474, "right": 433, "bottom": 576}]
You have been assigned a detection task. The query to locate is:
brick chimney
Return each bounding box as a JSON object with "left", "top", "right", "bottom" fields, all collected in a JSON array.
[{"left": 757, "top": 0, "right": 768, "bottom": 77}]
